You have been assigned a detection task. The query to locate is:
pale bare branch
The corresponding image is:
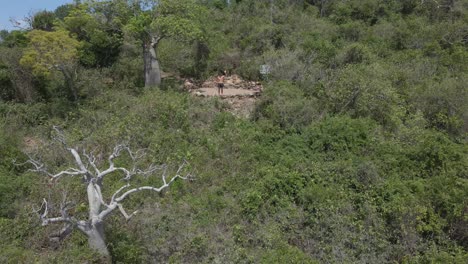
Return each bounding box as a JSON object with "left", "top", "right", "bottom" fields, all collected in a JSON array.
[
  {"left": 93, "top": 183, "right": 109, "bottom": 208},
  {"left": 97, "top": 203, "right": 118, "bottom": 220},
  {"left": 136, "top": 163, "right": 163, "bottom": 178},
  {"left": 76, "top": 221, "right": 88, "bottom": 233},
  {"left": 41, "top": 216, "right": 75, "bottom": 226},
  {"left": 115, "top": 173, "right": 188, "bottom": 203},
  {"left": 114, "top": 185, "right": 170, "bottom": 203},
  {"left": 36, "top": 198, "right": 75, "bottom": 226},
  {"left": 162, "top": 165, "right": 168, "bottom": 185},
  {"left": 27, "top": 128, "right": 191, "bottom": 254},
  {"left": 98, "top": 166, "right": 133, "bottom": 180},
  {"left": 97, "top": 144, "right": 134, "bottom": 180},
  {"left": 111, "top": 183, "right": 131, "bottom": 203},
  {"left": 52, "top": 126, "right": 67, "bottom": 146},
  {"left": 23, "top": 157, "right": 84, "bottom": 180},
  {"left": 98, "top": 162, "right": 190, "bottom": 220},
  {"left": 83, "top": 149, "right": 101, "bottom": 176},
  {"left": 68, "top": 148, "right": 88, "bottom": 174},
  {"left": 117, "top": 203, "right": 138, "bottom": 221}
]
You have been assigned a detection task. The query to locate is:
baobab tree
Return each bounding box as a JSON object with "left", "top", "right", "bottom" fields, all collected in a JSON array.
[
  {"left": 125, "top": 0, "right": 207, "bottom": 87},
  {"left": 22, "top": 128, "right": 191, "bottom": 258}
]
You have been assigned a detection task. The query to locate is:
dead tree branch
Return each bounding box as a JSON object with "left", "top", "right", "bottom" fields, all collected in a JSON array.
[{"left": 22, "top": 128, "right": 191, "bottom": 255}]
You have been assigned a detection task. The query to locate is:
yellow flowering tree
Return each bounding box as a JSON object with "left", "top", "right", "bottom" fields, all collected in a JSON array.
[{"left": 20, "top": 29, "right": 81, "bottom": 100}]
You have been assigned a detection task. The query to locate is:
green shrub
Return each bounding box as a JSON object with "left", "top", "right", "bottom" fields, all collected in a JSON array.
[
  {"left": 339, "top": 43, "right": 373, "bottom": 64},
  {"left": 254, "top": 81, "right": 319, "bottom": 130},
  {"left": 261, "top": 245, "right": 317, "bottom": 264},
  {"left": 305, "top": 116, "right": 376, "bottom": 155},
  {"left": 240, "top": 190, "right": 264, "bottom": 218}
]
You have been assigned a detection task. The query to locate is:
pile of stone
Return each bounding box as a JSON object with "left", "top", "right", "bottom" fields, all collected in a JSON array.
[
  {"left": 223, "top": 74, "right": 262, "bottom": 91},
  {"left": 184, "top": 74, "right": 263, "bottom": 92}
]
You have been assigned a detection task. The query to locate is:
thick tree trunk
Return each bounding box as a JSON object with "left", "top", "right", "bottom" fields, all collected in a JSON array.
[
  {"left": 87, "top": 221, "right": 110, "bottom": 257},
  {"left": 85, "top": 182, "right": 111, "bottom": 258},
  {"left": 144, "top": 40, "right": 161, "bottom": 87}
]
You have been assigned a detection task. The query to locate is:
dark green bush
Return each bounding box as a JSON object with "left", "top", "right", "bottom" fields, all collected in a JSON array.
[{"left": 305, "top": 116, "right": 376, "bottom": 154}]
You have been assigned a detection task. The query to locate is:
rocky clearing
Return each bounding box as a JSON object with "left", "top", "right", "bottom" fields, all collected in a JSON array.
[{"left": 185, "top": 74, "right": 262, "bottom": 118}]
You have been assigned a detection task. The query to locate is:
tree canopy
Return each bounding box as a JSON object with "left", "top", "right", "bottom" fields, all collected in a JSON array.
[{"left": 20, "top": 29, "right": 81, "bottom": 77}]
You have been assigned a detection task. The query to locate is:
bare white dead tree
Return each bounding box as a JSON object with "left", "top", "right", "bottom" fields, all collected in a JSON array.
[{"left": 21, "top": 127, "right": 191, "bottom": 258}]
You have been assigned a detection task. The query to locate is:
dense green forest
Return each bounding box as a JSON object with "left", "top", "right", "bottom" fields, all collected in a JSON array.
[{"left": 0, "top": 0, "right": 467, "bottom": 263}]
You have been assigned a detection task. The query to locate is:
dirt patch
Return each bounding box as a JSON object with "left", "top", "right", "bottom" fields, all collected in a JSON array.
[
  {"left": 224, "top": 96, "right": 258, "bottom": 118},
  {"left": 23, "top": 136, "right": 43, "bottom": 152},
  {"left": 185, "top": 74, "right": 262, "bottom": 117}
]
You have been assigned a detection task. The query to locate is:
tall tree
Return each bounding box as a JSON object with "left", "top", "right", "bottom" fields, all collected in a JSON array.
[
  {"left": 62, "top": 2, "right": 128, "bottom": 67},
  {"left": 125, "top": 0, "right": 206, "bottom": 87},
  {"left": 31, "top": 11, "right": 56, "bottom": 31}
]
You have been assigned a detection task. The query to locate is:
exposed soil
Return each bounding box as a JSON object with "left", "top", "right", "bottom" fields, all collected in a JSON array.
[
  {"left": 185, "top": 74, "right": 262, "bottom": 118},
  {"left": 23, "top": 136, "right": 43, "bottom": 152}
]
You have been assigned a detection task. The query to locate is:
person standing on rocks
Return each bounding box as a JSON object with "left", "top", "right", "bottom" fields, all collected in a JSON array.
[{"left": 216, "top": 71, "right": 226, "bottom": 95}]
